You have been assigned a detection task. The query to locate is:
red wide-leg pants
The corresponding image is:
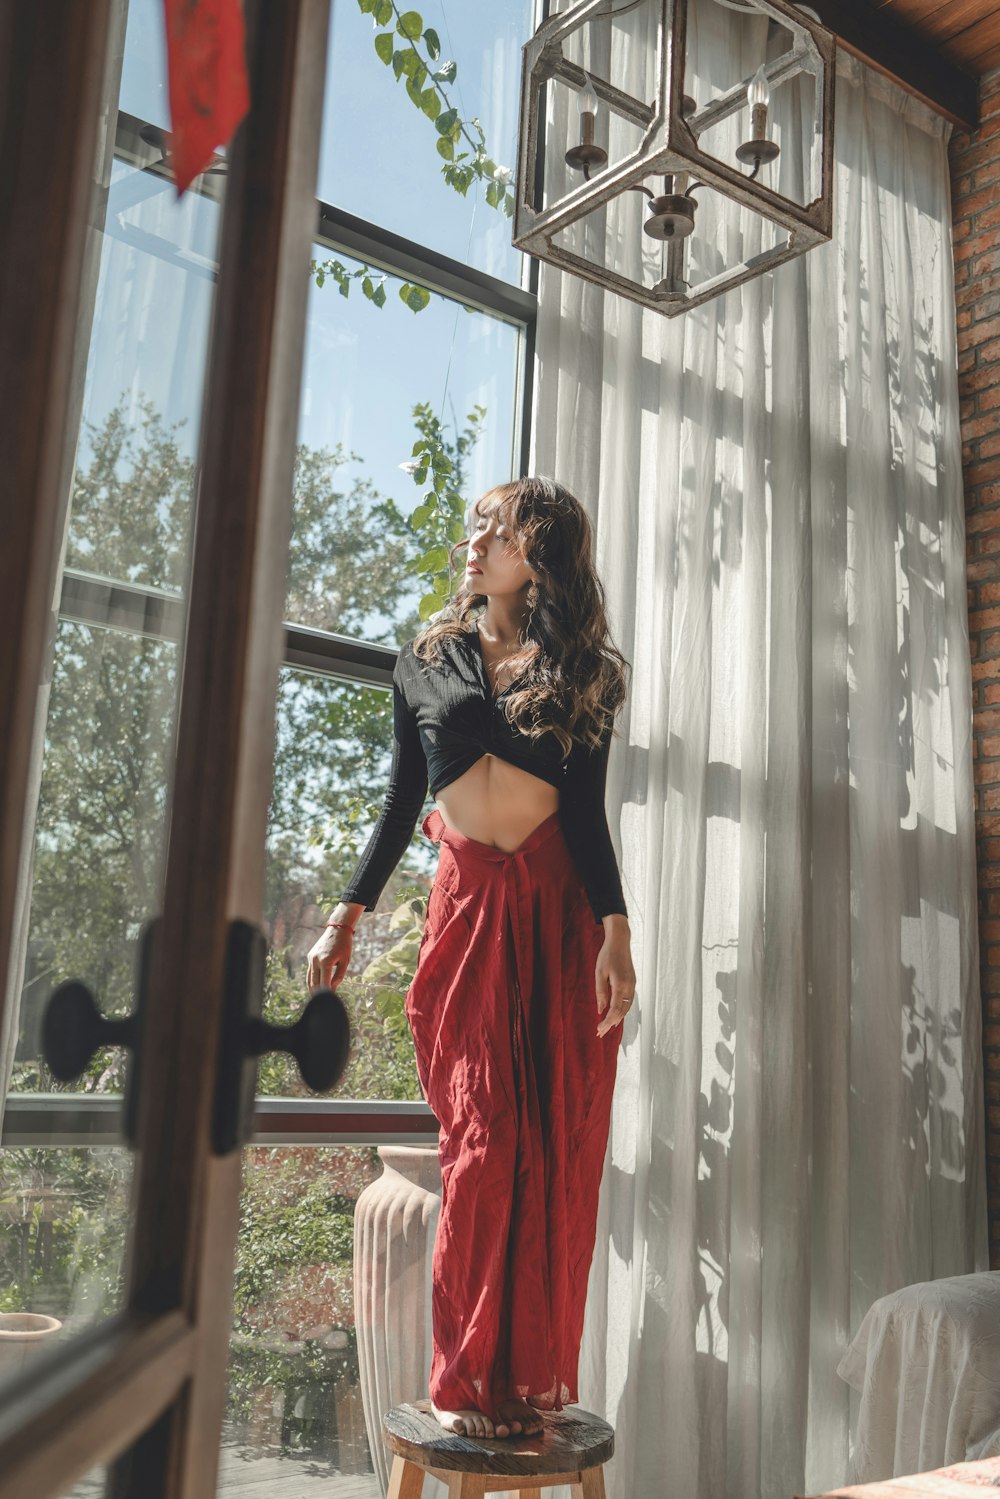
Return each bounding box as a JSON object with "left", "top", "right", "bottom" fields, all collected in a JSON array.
[{"left": 404, "top": 806, "right": 620, "bottom": 1423}]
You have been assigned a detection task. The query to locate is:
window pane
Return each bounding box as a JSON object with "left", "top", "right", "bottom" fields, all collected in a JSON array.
[
  {"left": 289, "top": 251, "right": 523, "bottom": 639},
  {"left": 319, "top": 0, "right": 533, "bottom": 285},
  {"left": 0, "top": 1147, "right": 130, "bottom": 1382},
  {"left": 3, "top": 0, "right": 224, "bottom": 1368},
  {"left": 223, "top": 1145, "right": 433, "bottom": 1495},
  {"left": 263, "top": 670, "right": 431, "bottom": 1103}
]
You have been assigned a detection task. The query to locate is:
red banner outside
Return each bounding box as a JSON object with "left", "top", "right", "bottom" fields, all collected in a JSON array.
[{"left": 164, "top": 0, "right": 250, "bottom": 196}]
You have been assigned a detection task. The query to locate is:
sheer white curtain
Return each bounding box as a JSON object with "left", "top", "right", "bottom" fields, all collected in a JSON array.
[{"left": 530, "top": 29, "right": 988, "bottom": 1499}]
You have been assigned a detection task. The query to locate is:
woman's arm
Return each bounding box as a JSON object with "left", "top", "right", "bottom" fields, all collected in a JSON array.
[
  {"left": 557, "top": 725, "right": 628, "bottom": 926},
  {"left": 335, "top": 665, "right": 429, "bottom": 915}
]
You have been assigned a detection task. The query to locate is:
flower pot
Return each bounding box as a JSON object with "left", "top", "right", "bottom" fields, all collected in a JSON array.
[
  {"left": 0, "top": 1313, "right": 62, "bottom": 1380},
  {"left": 354, "top": 1145, "right": 441, "bottom": 1498}
]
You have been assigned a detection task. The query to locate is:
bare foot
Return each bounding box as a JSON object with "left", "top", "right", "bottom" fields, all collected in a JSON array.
[
  {"left": 497, "top": 1397, "right": 544, "bottom": 1436},
  {"left": 430, "top": 1400, "right": 509, "bottom": 1439}
]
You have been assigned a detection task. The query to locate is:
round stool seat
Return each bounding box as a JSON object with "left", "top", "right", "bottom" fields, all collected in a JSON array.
[{"left": 382, "top": 1399, "right": 614, "bottom": 1497}]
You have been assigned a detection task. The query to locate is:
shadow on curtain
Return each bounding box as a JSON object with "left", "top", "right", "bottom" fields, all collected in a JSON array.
[{"left": 530, "top": 8, "right": 988, "bottom": 1497}]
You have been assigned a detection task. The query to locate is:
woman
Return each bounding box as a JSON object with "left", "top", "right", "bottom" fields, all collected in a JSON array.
[{"left": 307, "top": 476, "right": 636, "bottom": 1441}]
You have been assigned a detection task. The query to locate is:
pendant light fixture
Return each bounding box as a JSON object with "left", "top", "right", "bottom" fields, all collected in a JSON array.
[{"left": 513, "top": 0, "right": 835, "bottom": 316}]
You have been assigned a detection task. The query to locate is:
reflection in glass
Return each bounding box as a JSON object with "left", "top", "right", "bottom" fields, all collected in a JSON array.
[
  {"left": 0, "top": 1149, "right": 130, "bottom": 1377},
  {"left": 2, "top": 0, "right": 224, "bottom": 1359},
  {"left": 263, "top": 670, "right": 432, "bottom": 1103},
  {"left": 223, "top": 1145, "right": 407, "bottom": 1496}
]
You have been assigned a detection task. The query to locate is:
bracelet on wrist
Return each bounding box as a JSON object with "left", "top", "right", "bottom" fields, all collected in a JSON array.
[{"left": 325, "top": 919, "right": 356, "bottom": 930}]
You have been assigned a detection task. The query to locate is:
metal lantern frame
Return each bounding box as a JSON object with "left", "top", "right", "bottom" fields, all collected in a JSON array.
[{"left": 513, "top": 0, "right": 837, "bottom": 316}]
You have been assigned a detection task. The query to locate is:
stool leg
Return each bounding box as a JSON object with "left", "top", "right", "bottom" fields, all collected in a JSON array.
[
  {"left": 387, "top": 1455, "right": 426, "bottom": 1499},
  {"left": 447, "top": 1476, "right": 488, "bottom": 1498},
  {"left": 578, "top": 1467, "right": 607, "bottom": 1499}
]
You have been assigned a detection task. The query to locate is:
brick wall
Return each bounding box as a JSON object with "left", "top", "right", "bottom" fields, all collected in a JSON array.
[{"left": 949, "top": 65, "right": 1000, "bottom": 1269}]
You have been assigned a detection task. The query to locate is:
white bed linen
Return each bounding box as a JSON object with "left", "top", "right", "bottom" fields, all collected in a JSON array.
[{"left": 837, "top": 1274, "right": 1000, "bottom": 1483}]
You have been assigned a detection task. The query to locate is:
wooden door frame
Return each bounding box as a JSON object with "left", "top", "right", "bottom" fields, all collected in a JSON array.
[
  {"left": 0, "top": 0, "right": 117, "bottom": 1027},
  {"left": 0, "top": 3, "right": 331, "bottom": 1496}
]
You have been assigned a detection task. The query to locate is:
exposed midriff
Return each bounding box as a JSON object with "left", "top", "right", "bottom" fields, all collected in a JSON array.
[{"left": 433, "top": 751, "right": 559, "bottom": 851}]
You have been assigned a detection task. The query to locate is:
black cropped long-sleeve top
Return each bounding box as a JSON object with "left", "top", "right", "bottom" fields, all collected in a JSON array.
[{"left": 339, "top": 629, "right": 628, "bottom": 923}]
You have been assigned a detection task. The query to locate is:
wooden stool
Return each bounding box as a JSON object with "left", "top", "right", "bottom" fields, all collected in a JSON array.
[{"left": 383, "top": 1399, "right": 614, "bottom": 1499}]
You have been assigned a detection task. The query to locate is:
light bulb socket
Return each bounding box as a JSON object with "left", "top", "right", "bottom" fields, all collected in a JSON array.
[
  {"left": 734, "top": 136, "right": 780, "bottom": 165},
  {"left": 565, "top": 118, "right": 608, "bottom": 174},
  {"left": 643, "top": 193, "right": 697, "bottom": 240}
]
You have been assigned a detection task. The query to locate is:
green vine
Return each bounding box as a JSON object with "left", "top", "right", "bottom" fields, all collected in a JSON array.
[
  {"left": 309, "top": 254, "right": 432, "bottom": 315},
  {"left": 400, "top": 399, "right": 486, "bottom": 621},
  {"left": 358, "top": 1, "right": 515, "bottom": 215}
]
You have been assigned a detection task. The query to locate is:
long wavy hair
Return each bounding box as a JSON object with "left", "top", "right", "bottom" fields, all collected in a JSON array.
[{"left": 412, "top": 477, "right": 630, "bottom": 763}]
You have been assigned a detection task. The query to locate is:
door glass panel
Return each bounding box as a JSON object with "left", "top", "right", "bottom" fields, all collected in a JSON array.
[
  {"left": 263, "top": 669, "right": 431, "bottom": 1104},
  {"left": 223, "top": 1144, "right": 438, "bottom": 1496},
  {"left": 0, "top": 0, "right": 224, "bottom": 1368}
]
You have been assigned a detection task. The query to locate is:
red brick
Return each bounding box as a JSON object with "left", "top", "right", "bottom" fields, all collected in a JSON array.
[
  {"left": 955, "top": 232, "right": 996, "bottom": 266},
  {"left": 960, "top": 364, "right": 1000, "bottom": 394},
  {"left": 983, "top": 434, "right": 1000, "bottom": 459},
  {"left": 961, "top": 411, "right": 1000, "bottom": 439},
  {"left": 965, "top": 461, "right": 1000, "bottom": 490},
  {"left": 965, "top": 605, "right": 1000, "bottom": 635},
  {"left": 958, "top": 184, "right": 1000, "bottom": 219},
  {"left": 956, "top": 271, "right": 1000, "bottom": 308},
  {"left": 986, "top": 683, "right": 1000, "bottom": 703},
  {"left": 980, "top": 385, "right": 1000, "bottom": 414},
  {"left": 973, "top": 162, "right": 1000, "bottom": 191},
  {"left": 972, "top": 244, "right": 1000, "bottom": 278},
  {"left": 952, "top": 131, "right": 1000, "bottom": 172}
]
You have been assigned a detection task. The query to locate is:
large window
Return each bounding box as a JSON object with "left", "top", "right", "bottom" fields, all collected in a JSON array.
[{"left": 2, "top": 0, "right": 536, "bottom": 1490}]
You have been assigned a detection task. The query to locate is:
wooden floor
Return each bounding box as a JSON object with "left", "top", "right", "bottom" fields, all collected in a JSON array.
[
  {"left": 218, "top": 1447, "right": 382, "bottom": 1497},
  {"left": 72, "top": 1446, "right": 383, "bottom": 1497}
]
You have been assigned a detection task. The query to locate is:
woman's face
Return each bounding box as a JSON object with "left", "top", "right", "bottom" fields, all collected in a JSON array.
[{"left": 464, "top": 496, "right": 539, "bottom": 599}]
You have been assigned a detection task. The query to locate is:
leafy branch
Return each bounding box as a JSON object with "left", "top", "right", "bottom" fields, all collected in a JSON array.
[
  {"left": 399, "top": 400, "right": 486, "bottom": 621},
  {"left": 309, "top": 255, "right": 431, "bottom": 313},
  {"left": 357, "top": 0, "right": 515, "bottom": 214}
]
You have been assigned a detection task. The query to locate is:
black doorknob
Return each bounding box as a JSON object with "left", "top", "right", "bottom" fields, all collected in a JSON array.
[
  {"left": 39, "top": 920, "right": 155, "bottom": 1147},
  {"left": 213, "top": 920, "right": 352, "bottom": 1154},
  {"left": 41, "top": 980, "right": 136, "bottom": 1083},
  {"left": 245, "top": 989, "right": 350, "bottom": 1093}
]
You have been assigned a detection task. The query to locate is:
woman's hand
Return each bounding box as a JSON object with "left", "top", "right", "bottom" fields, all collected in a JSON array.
[
  {"left": 596, "top": 919, "right": 636, "bottom": 1039},
  {"left": 306, "top": 924, "right": 354, "bottom": 993}
]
